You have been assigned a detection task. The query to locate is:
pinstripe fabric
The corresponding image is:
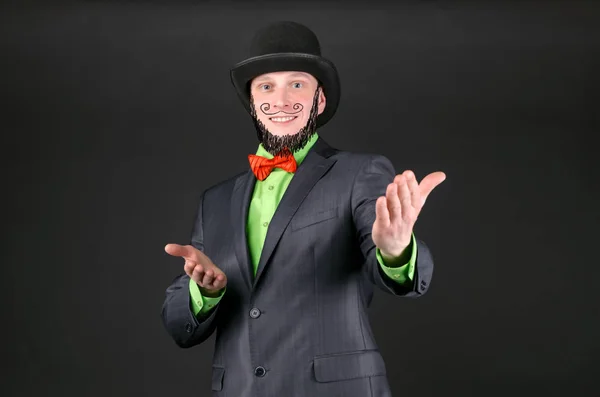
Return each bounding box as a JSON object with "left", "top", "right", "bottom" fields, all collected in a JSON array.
[{"left": 161, "top": 137, "right": 435, "bottom": 397}]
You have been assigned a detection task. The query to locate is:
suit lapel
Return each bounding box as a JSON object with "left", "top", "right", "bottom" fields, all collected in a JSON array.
[
  {"left": 253, "top": 138, "right": 338, "bottom": 287},
  {"left": 230, "top": 170, "right": 255, "bottom": 290}
]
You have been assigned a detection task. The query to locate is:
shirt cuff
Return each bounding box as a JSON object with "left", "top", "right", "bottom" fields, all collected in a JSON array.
[
  {"left": 189, "top": 278, "right": 226, "bottom": 316},
  {"left": 376, "top": 233, "right": 417, "bottom": 285}
]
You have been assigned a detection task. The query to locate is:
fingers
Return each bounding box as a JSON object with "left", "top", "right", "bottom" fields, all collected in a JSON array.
[
  {"left": 195, "top": 266, "right": 226, "bottom": 290},
  {"left": 190, "top": 262, "right": 210, "bottom": 285},
  {"left": 203, "top": 271, "right": 226, "bottom": 290},
  {"left": 184, "top": 259, "right": 198, "bottom": 276},
  {"left": 405, "top": 170, "right": 421, "bottom": 211},
  {"left": 167, "top": 243, "right": 227, "bottom": 291},
  {"left": 375, "top": 196, "right": 390, "bottom": 227},
  {"left": 388, "top": 170, "right": 429, "bottom": 224},
  {"left": 209, "top": 274, "right": 226, "bottom": 290},
  {"left": 395, "top": 173, "right": 412, "bottom": 221},
  {"left": 185, "top": 259, "right": 226, "bottom": 290},
  {"left": 202, "top": 269, "right": 216, "bottom": 286},
  {"left": 386, "top": 180, "right": 402, "bottom": 223},
  {"left": 192, "top": 265, "right": 206, "bottom": 284}
]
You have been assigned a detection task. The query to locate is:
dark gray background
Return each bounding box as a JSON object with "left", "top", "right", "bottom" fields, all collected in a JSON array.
[{"left": 2, "top": 1, "right": 598, "bottom": 396}]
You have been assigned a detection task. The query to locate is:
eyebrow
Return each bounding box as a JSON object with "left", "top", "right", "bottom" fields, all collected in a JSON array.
[
  {"left": 252, "top": 77, "right": 271, "bottom": 85},
  {"left": 252, "top": 73, "right": 311, "bottom": 85}
]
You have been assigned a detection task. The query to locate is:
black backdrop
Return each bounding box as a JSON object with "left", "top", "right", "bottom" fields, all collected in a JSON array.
[{"left": 2, "top": 1, "right": 598, "bottom": 396}]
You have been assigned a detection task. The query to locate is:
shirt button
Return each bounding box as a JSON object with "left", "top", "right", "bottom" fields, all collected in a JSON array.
[
  {"left": 185, "top": 323, "right": 193, "bottom": 333},
  {"left": 254, "top": 366, "right": 266, "bottom": 377},
  {"left": 268, "top": 185, "right": 274, "bottom": 190},
  {"left": 249, "top": 308, "right": 261, "bottom": 318},
  {"left": 263, "top": 222, "right": 269, "bottom": 227}
]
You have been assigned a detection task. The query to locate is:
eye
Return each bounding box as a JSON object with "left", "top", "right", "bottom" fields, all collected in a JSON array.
[
  {"left": 259, "top": 84, "right": 271, "bottom": 91},
  {"left": 292, "top": 82, "right": 303, "bottom": 89}
]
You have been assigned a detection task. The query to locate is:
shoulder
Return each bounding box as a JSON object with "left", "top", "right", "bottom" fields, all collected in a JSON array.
[
  {"left": 330, "top": 148, "right": 396, "bottom": 176},
  {"left": 316, "top": 137, "right": 394, "bottom": 172},
  {"left": 201, "top": 170, "right": 248, "bottom": 199}
]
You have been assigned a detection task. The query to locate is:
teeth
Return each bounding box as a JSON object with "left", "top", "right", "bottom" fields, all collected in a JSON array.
[{"left": 271, "top": 116, "right": 296, "bottom": 122}]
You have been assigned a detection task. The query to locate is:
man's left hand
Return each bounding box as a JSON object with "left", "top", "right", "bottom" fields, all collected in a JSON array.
[{"left": 372, "top": 170, "right": 446, "bottom": 259}]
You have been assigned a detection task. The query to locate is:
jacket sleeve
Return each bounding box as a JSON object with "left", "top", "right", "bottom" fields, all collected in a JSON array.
[
  {"left": 160, "top": 191, "right": 221, "bottom": 348},
  {"left": 350, "top": 154, "right": 434, "bottom": 297}
]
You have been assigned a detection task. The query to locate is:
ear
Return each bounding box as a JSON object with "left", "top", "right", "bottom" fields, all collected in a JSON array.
[{"left": 317, "top": 87, "right": 327, "bottom": 116}]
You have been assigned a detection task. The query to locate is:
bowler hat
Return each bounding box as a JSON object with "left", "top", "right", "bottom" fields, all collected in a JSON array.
[{"left": 230, "top": 21, "right": 340, "bottom": 128}]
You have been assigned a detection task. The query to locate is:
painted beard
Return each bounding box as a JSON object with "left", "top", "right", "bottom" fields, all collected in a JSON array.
[{"left": 249, "top": 87, "right": 321, "bottom": 156}]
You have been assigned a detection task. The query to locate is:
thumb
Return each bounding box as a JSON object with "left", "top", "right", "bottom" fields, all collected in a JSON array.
[
  {"left": 165, "top": 243, "right": 196, "bottom": 259},
  {"left": 419, "top": 171, "right": 446, "bottom": 203}
]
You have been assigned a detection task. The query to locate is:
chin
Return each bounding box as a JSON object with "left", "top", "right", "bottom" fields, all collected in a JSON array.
[{"left": 267, "top": 123, "right": 301, "bottom": 136}]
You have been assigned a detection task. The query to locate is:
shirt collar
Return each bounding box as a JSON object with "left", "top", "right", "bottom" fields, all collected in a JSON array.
[{"left": 254, "top": 132, "right": 320, "bottom": 166}]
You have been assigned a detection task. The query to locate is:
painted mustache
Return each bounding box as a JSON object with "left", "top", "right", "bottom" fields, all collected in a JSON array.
[{"left": 260, "top": 103, "right": 303, "bottom": 116}]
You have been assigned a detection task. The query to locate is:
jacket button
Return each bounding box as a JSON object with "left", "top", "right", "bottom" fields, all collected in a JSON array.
[
  {"left": 185, "top": 323, "right": 193, "bottom": 333},
  {"left": 249, "top": 308, "right": 261, "bottom": 318},
  {"left": 254, "top": 366, "right": 266, "bottom": 377}
]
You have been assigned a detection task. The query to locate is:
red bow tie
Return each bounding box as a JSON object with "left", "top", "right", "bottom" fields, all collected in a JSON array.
[{"left": 248, "top": 149, "right": 298, "bottom": 181}]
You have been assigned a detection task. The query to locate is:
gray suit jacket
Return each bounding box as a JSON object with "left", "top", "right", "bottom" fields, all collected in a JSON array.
[{"left": 161, "top": 137, "right": 434, "bottom": 397}]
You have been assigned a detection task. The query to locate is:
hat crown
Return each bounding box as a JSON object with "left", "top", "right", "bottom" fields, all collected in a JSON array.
[{"left": 249, "top": 21, "right": 321, "bottom": 57}]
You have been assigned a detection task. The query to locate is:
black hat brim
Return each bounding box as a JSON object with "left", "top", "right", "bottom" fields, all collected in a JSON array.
[{"left": 230, "top": 53, "right": 340, "bottom": 128}]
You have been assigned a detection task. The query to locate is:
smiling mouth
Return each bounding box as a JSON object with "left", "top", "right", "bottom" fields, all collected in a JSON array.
[{"left": 269, "top": 116, "right": 298, "bottom": 123}]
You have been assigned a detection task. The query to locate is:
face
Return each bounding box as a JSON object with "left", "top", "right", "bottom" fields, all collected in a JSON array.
[{"left": 250, "top": 71, "right": 326, "bottom": 137}]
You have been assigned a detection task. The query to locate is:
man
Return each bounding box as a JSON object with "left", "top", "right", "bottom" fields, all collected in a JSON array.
[{"left": 161, "top": 21, "right": 446, "bottom": 397}]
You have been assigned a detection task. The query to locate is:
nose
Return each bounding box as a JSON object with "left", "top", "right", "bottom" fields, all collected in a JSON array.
[{"left": 272, "top": 88, "right": 291, "bottom": 110}]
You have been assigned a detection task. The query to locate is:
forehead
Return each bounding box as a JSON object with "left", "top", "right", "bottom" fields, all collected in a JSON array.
[{"left": 252, "top": 71, "right": 316, "bottom": 83}]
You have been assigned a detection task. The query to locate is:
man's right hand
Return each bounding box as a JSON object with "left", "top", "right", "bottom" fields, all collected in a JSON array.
[{"left": 165, "top": 244, "right": 227, "bottom": 296}]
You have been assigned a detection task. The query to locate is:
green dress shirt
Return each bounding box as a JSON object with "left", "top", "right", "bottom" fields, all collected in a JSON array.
[{"left": 189, "top": 133, "right": 417, "bottom": 316}]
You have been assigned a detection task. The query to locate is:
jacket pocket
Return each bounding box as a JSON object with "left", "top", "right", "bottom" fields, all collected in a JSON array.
[
  {"left": 212, "top": 365, "right": 225, "bottom": 391},
  {"left": 291, "top": 207, "right": 338, "bottom": 231},
  {"left": 313, "top": 350, "right": 386, "bottom": 383}
]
